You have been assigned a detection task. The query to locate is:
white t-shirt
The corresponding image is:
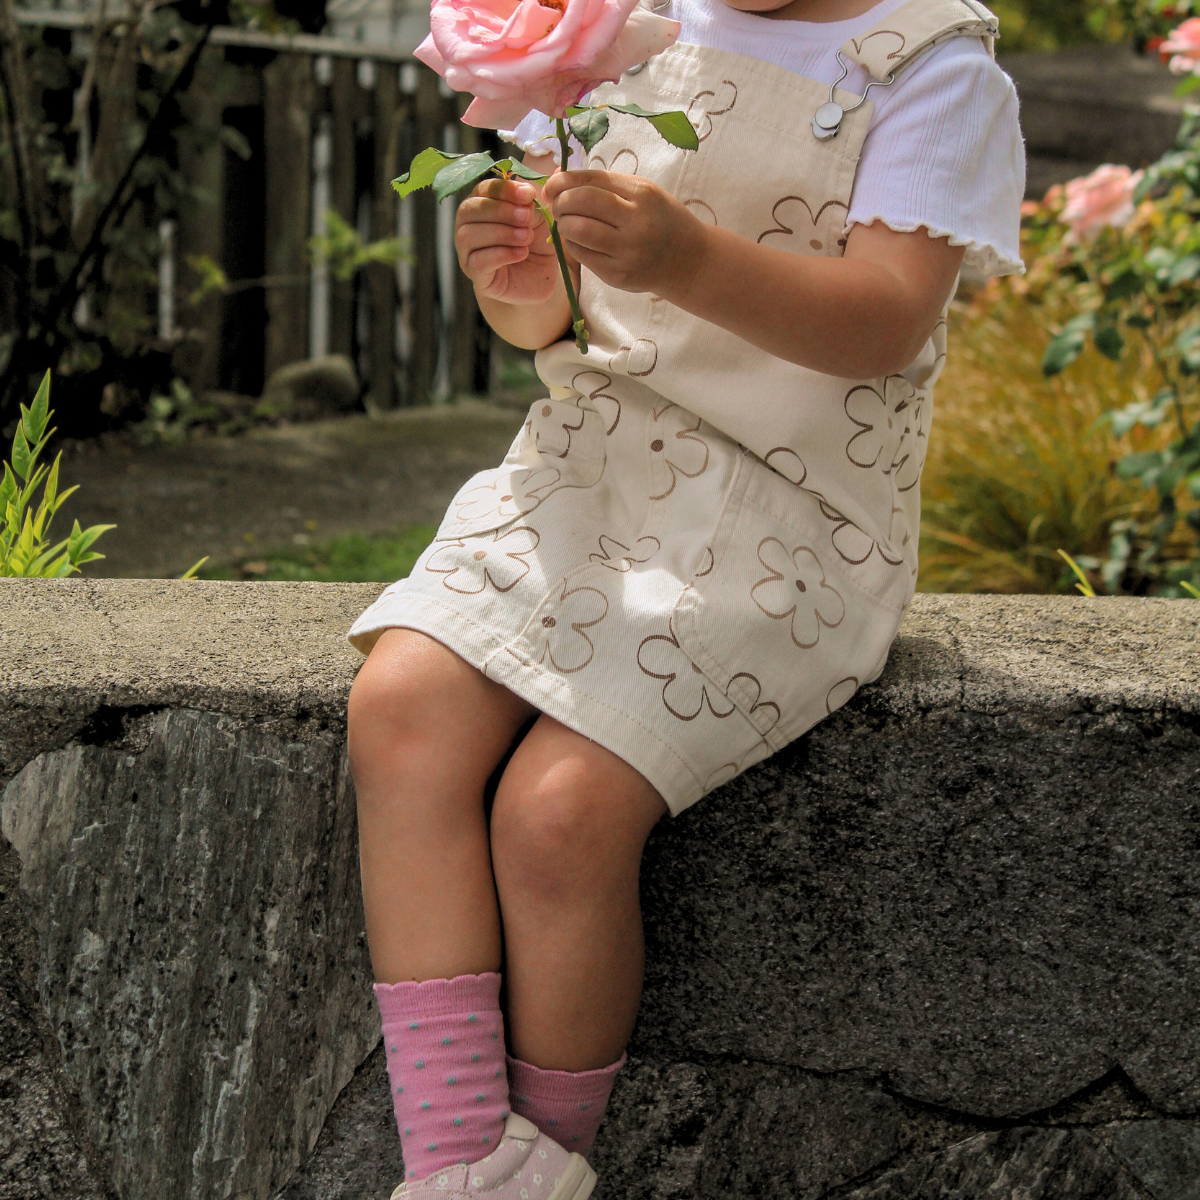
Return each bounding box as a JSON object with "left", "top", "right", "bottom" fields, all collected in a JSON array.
[{"left": 508, "top": 0, "right": 1025, "bottom": 276}]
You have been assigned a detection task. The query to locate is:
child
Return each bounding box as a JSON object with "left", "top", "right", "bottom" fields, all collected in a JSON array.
[{"left": 347, "top": 0, "right": 1023, "bottom": 1194}]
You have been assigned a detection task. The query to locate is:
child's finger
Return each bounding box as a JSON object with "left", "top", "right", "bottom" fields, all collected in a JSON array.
[
  {"left": 456, "top": 221, "right": 535, "bottom": 254},
  {"left": 550, "top": 185, "right": 629, "bottom": 229},
  {"left": 457, "top": 195, "right": 536, "bottom": 228},
  {"left": 542, "top": 169, "right": 628, "bottom": 204},
  {"left": 472, "top": 177, "right": 538, "bottom": 204},
  {"left": 465, "top": 244, "right": 529, "bottom": 278}
]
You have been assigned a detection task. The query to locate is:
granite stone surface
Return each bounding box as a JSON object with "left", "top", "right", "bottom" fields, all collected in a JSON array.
[{"left": 1, "top": 582, "right": 1198, "bottom": 1199}]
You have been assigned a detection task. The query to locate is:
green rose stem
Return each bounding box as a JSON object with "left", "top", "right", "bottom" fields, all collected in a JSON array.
[{"left": 547, "top": 115, "right": 588, "bottom": 354}]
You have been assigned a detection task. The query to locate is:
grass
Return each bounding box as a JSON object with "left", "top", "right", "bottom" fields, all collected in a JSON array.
[
  {"left": 201, "top": 526, "right": 437, "bottom": 583},
  {"left": 919, "top": 290, "right": 1156, "bottom": 594}
]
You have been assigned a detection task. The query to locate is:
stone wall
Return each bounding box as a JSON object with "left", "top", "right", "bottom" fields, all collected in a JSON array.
[{"left": 2, "top": 581, "right": 1198, "bottom": 1200}]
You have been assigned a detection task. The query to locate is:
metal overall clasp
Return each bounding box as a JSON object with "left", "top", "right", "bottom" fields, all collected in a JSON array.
[{"left": 812, "top": 50, "right": 896, "bottom": 140}]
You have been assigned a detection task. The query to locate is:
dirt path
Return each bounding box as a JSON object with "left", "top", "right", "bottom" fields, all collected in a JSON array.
[{"left": 56, "top": 403, "right": 527, "bottom": 579}]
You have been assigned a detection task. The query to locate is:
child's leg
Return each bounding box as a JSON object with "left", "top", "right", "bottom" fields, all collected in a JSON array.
[
  {"left": 348, "top": 629, "right": 536, "bottom": 1181},
  {"left": 348, "top": 628, "right": 535, "bottom": 984},
  {"left": 490, "top": 715, "right": 667, "bottom": 1151}
]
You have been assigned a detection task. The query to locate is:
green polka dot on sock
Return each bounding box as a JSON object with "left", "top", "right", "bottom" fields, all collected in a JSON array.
[
  {"left": 490, "top": 1031, "right": 499, "bottom": 1040},
  {"left": 409, "top": 1021, "right": 419, "bottom": 1030},
  {"left": 442, "top": 1036, "right": 452, "bottom": 1046},
  {"left": 447, "top": 1076, "right": 457, "bottom": 1085},
  {"left": 467, "top": 1014, "right": 478, "bottom": 1023},
  {"left": 453, "top": 1117, "right": 464, "bottom": 1126},
  {"left": 415, "top": 1060, "right": 425, "bottom": 1069},
  {"left": 427, "top": 1143, "right": 437, "bottom": 1152},
  {"left": 471, "top": 1053, "right": 480, "bottom": 1062},
  {"left": 405, "top": 1128, "right": 412, "bottom": 1135},
  {"left": 421, "top": 1101, "right": 432, "bottom": 1110},
  {"left": 476, "top": 1093, "right": 485, "bottom": 1101},
  {"left": 482, "top": 1135, "right": 490, "bottom": 1144}
]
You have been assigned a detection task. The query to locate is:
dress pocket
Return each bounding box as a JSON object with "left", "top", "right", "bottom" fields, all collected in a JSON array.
[
  {"left": 672, "top": 453, "right": 907, "bottom": 748},
  {"left": 435, "top": 396, "right": 607, "bottom": 541}
]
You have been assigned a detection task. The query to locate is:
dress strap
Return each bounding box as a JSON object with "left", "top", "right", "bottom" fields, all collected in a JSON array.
[{"left": 841, "top": 0, "right": 1000, "bottom": 82}]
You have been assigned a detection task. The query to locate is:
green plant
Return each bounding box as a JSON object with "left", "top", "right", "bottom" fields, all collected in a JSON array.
[
  {"left": 0, "top": 372, "right": 113, "bottom": 576},
  {"left": 308, "top": 211, "right": 410, "bottom": 282}
]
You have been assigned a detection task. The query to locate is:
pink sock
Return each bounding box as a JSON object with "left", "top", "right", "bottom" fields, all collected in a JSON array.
[
  {"left": 507, "top": 1053, "right": 626, "bottom": 1155},
  {"left": 375, "top": 973, "right": 511, "bottom": 1183}
]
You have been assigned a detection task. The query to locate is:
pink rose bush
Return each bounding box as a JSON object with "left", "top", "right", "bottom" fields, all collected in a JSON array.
[
  {"left": 416, "top": 0, "right": 681, "bottom": 129},
  {"left": 1161, "top": 17, "right": 1200, "bottom": 74},
  {"left": 1061, "top": 164, "right": 1144, "bottom": 240}
]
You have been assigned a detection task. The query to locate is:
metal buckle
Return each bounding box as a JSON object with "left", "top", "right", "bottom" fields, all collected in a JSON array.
[{"left": 812, "top": 50, "right": 895, "bottom": 140}]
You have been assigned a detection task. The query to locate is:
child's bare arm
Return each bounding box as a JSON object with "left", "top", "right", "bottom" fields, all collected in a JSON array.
[
  {"left": 454, "top": 154, "right": 573, "bottom": 351},
  {"left": 545, "top": 170, "right": 965, "bottom": 378}
]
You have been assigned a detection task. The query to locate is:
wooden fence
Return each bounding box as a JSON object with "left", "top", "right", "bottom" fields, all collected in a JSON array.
[
  {"left": 175, "top": 41, "right": 493, "bottom": 409},
  {"left": 13, "top": 11, "right": 494, "bottom": 410}
]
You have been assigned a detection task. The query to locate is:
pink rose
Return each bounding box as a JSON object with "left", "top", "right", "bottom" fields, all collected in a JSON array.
[
  {"left": 415, "top": 0, "right": 681, "bottom": 130},
  {"left": 1061, "top": 164, "right": 1144, "bottom": 239},
  {"left": 1161, "top": 17, "right": 1200, "bottom": 74}
]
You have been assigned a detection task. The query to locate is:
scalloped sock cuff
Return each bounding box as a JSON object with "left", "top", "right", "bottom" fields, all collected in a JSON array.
[
  {"left": 375, "top": 973, "right": 510, "bottom": 1183},
  {"left": 507, "top": 1053, "right": 626, "bottom": 1155}
]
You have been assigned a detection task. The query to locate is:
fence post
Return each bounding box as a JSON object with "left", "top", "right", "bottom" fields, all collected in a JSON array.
[
  {"left": 410, "top": 65, "right": 441, "bottom": 405},
  {"left": 263, "top": 52, "right": 313, "bottom": 378},
  {"left": 369, "top": 63, "right": 399, "bottom": 412},
  {"left": 329, "top": 55, "right": 359, "bottom": 360}
]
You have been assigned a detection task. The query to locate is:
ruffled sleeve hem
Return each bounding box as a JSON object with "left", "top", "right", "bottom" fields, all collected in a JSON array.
[{"left": 843, "top": 216, "right": 1025, "bottom": 278}]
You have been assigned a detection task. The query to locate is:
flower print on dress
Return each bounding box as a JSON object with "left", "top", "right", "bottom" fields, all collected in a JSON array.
[
  {"left": 686, "top": 79, "right": 737, "bottom": 142},
  {"left": 589, "top": 533, "right": 661, "bottom": 572},
  {"left": 637, "top": 623, "right": 736, "bottom": 721},
  {"left": 526, "top": 581, "right": 609, "bottom": 674},
  {"left": 703, "top": 737, "right": 772, "bottom": 794},
  {"left": 844, "top": 376, "right": 916, "bottom": 473},
  {"left": 757, "top": 196, "right": 849, "bottom": 256},
  {"left": 826, "top": 676, "right": 859, "bottom": 714},
  {"left": 570, "top": 370, "right": 622, "bottom": 435},
  {"left": 818, "top": 500, "right": 905, "bottom": 567},
  {"left": 726, "top": 671, "right": 781, "bottom": 736},
  {"left": 648, "top": 403, "right": 710, "bottom": 500},
  {"left": 750, "top": 537, "right": 846, "bottom": 649},
  {"left": 425, "top": 525, "right": 540, "bottom": 595},
  {"left": 526, "top": 400, "right": 587, "bottom": 459},
  {"left": 764, "top": 446, "right": 807, "bottom": 486},
  {"left": 891, "top": 395, "right": 929, "bottom": 493},
  {"left": 453, "top": 467, "right": 562, "bottom": 526}
]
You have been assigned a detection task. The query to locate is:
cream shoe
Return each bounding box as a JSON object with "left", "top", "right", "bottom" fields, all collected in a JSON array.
[{"left": 391, "top": 1113, "right": 596, "bottom": 1200}]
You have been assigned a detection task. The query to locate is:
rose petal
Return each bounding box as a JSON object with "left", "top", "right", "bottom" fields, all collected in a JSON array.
[{"left": 463, "top": 95, "right": 538, "bottom": 128}]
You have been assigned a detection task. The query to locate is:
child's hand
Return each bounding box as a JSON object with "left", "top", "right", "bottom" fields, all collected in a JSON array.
[
  {"left": 455, "top": 176, "right": 562, "bottom": 306},
  {"left": 544, "top": 171, "right": 702, "bottom": 296}
]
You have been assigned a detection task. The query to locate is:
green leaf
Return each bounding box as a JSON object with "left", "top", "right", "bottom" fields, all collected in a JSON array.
[
  {"left": 1169, "top": 254, "right": 1200, "bottom": 286},
  {"left": 1094, "top": 325, "right": 1125, "bottom": 362},
  {"left": 1042, "top": 314, "right": 1094, "bottom": 377},
  {"left": 10, "top": 426, "right": 31, "bottom": 481},
  {"left": 67, "top": 520, "right": 115, "bottom": 562},
  {"left": 1104, "top": 270, "right": 1143, "bottom": 303},
  {"left": 607, "top": 104, "right": 700, "bottom": 151},
  {"left": 508, "top": 159, "right": 548, "bottom": 183},
  {"left": 568, "top": 108, "right": 610, "bottom": 154},
  {"left": 392, "top": 147, "right": 464, "bottom": 199},
  {"left": 1176, "top": 74, "right": 1200, "bottom": 98},
  {"left": 432, "top": 152, "right": 498, "bottom": 202},
  {"left": 1181, "top": 580, "right": 1200, "bottom": 598},
  {"left": 1116, "top": 450, "right": 1166, "bottom": 480},
  {"left": 1126, "top": 312, "right": 1153, "bottom": 329},
  {"left": 23, "top": 372, "right": 50, "bottom": 444},
  {"left": 181, "top": 556, "right": 209, "bottom": 580}
]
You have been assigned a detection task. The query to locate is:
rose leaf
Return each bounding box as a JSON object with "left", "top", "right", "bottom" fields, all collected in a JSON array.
[
  {"left": 393, "top": 147, "right": 464, "bottom": 198},
  {"left": 607, "top": 104, "right": 699, "bottom": 152},
  {"left": 508, "top": 160, "right": 549, "bottom": 183},
  {"left": 568, "top": 108, "right": 610, "bottom": 153},
  {"left": 432, "top": 152, "right": 499, "bottom": 201}
]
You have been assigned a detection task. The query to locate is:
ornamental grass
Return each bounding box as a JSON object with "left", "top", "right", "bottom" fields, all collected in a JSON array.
[{"left": 919, "top": 286, "right": 1165, "bottom": 594}]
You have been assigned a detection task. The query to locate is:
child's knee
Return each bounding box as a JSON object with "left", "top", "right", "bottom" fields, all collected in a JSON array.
[{"left": 490, "top": 764, "right": 615, "bottom": 902}]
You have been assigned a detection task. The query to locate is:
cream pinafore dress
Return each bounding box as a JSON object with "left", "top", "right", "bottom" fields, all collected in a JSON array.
[{"left": 350, "top": 0, "right": 1000, "bottom": 815}]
